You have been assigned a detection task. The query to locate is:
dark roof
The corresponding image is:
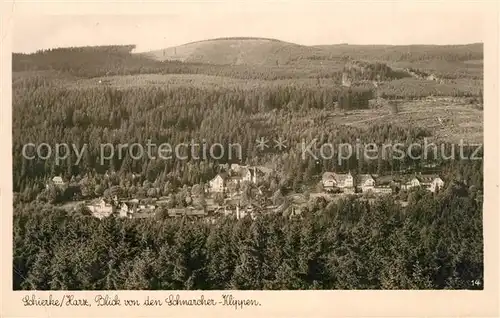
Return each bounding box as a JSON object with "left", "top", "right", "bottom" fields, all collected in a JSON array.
[
  {"left": 357, "top": 174, "right": 375, "bottom": 184},
  {"left": 185, "top": 209, "right": 206, "bottom": 216},
  {"left": 333, "top": 172, "right": 352, "bottom": 184},
  {"left": 223, "top": 198, "right": 240, "bottom": 206},
  {"left": 374, "top": 175, "right": 403, "bottom": 186},
  {"left": 168, "top": 207, "right": 206, "bottom": 216},
  {"left": 415, "top": 174, "right": 441, "bottom": 183},
  {"left": 217, "top": 172, "right": 229, "bottom": 180},
  {"left": 256, "top": 166, "right": 272, "bottom": 175},
  {"left": 131, "top": 211, "right": 155, "bottom": 219}
]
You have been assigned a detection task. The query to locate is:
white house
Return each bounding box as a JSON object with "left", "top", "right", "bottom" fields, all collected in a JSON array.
[
  {"left": 209, "top": 173, "right": 228, "bottom": 193},
  {"left": 372, "top": 175, "right": 401, "bottom": 194},
  {"left": 357, "top": 174, "right": 376, "bottom": 193},
  {"left": 119, "top": 202, "right": 138, "bottom": 218},
  {"left": 87, "top": 198, "right": 115, "bottom": 219},
  {"left": 52, "top": 176, "right": 65, "bottom": 186},
  {"left": 403, "top": 174, "right": 444, "bottom": 192},
  {"left": 404, "top": 177, "right": 422, "bottom": 190},
  {"left": 336, "top": 172, "right": 354, "bottom": 192},
  {"left": 46, "top": 176, "right": 66, "bottom": 189},
  {"left": 322, "top": 172, "right": 337, "bottom": 190},
  {"left": 429, "top": 177, "right": 445, "bottom": 193},
  {"left": 321, "top": 171, "right": 355, "bottom": 193},
  {"left": 241, "top": 168, "right": 252, "bottom": 183},
  {"left": 241, "top": 167, "right": 260, "bottom": 184}
]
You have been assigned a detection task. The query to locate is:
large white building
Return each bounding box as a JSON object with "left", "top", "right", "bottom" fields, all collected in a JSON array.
[
  {"left": 403, "top": 174, "right": 445, "bottom": 193},
  {"left": 322, "top": 171, "right": 355, "bottom": 193}
]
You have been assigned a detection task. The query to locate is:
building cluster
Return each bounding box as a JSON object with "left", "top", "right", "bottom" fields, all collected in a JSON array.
[
  {"left": 85, "top": 197, "right": 159, "bottom": 220},
  {"left": 56, "top": 165, "right": 446, "bottom": 222},
  {"left": 404, "top": 68, "right": 444, "bottom": 84},
  {"left": 207, "top": 164, "right": 271, "bottom": 193},
  {"left": 83, "top": 195, "right": 280, "bottom": 221},
  {"left": 84, "top": 196, "right": 208, "bottom": 220},
  {"left": 321, "top": 171, "right": 445, "bottom": 194},
  {"left": 215, "top": 199, "right": 289, "bottom": 220}
]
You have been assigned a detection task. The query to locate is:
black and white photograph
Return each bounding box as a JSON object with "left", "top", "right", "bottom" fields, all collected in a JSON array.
[{"left": 9, "top": 2, "right": 489, "bottom": 296}]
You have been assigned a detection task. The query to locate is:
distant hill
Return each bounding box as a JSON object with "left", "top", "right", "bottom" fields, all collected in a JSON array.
[
  {"left": 145, "top": 37, "right": 339, "bottom": 66},
  {"left": 147, "top": 38, "right": 482, "bottom": 66}
]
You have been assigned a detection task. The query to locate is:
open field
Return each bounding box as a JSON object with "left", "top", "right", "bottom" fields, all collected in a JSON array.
[
  {"left": 328, "top": 99, "right": 482, "bottom": 144},
  {"left": 389, "top": 60, "right": 483, "bottom": 79},
  {"left": 56, "top": 200, "right": 86, "bottom": 212},
  {"left": 273, "top": 97, "right": 483, "bottom": 144}
]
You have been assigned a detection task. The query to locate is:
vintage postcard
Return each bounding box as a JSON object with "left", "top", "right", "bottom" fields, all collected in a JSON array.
[{"left": 1, "top": 1, "right": 498, "bottom": 317}]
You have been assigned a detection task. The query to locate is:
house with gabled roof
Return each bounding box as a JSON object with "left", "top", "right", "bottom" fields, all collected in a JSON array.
[
  {"left": 371, "top": 175, "right": 402, "bottom": 194},
  {"left": 322, "top": 172, "right": 336, "bottom": 190},
  {"left": 209, "top": 172, "right": 229, "bottom": 193},
  {"left": 46, "top": 176, "right": 67, "bottom": 189},
  {"left": 403, "top": 174, "right": 444, "bottom": 192},
  {"left": 322, "top": 171, "right": 355, "bottom": 193},
  {"left": 167, "top": 206, "right": 206, "bottom": 218},
  {"left": 52, "top": 176, "right": 65, "bottom": 186},
  {"left": 357, "top": 174, "right": 376, "bottom": 193},
  {"left": 87, "top": 198, "right": 115, "bottom": 220},
  {"left": 242, "top": 166, "right": 265, "bottom": 184},
  {"left": 336, "top": 172, "right": 355, "bottom": 189},
  {"left": 426, "top": 175, "right": 445, "bottom": 192},
  {"left": 119, "top": 202, "right": 133, "bottom": 218}
]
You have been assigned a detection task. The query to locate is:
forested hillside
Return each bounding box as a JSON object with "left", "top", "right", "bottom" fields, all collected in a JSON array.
[{"left": 12, "top": 75, "right": 483, "bottom": 195}]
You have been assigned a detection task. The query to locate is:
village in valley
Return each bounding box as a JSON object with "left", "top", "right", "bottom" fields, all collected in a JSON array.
[{"left": 44, "top": 163, "right": 447, "bottom": 222}]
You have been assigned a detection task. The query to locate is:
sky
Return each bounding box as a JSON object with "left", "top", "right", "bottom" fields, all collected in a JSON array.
[{"left": 11, "top": 1, "right": 487, "bottom": 53}]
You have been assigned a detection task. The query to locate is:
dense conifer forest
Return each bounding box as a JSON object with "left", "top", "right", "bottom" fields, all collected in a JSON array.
[{"left": 14, "top": 188, "right": 483, "bottom": 290}]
